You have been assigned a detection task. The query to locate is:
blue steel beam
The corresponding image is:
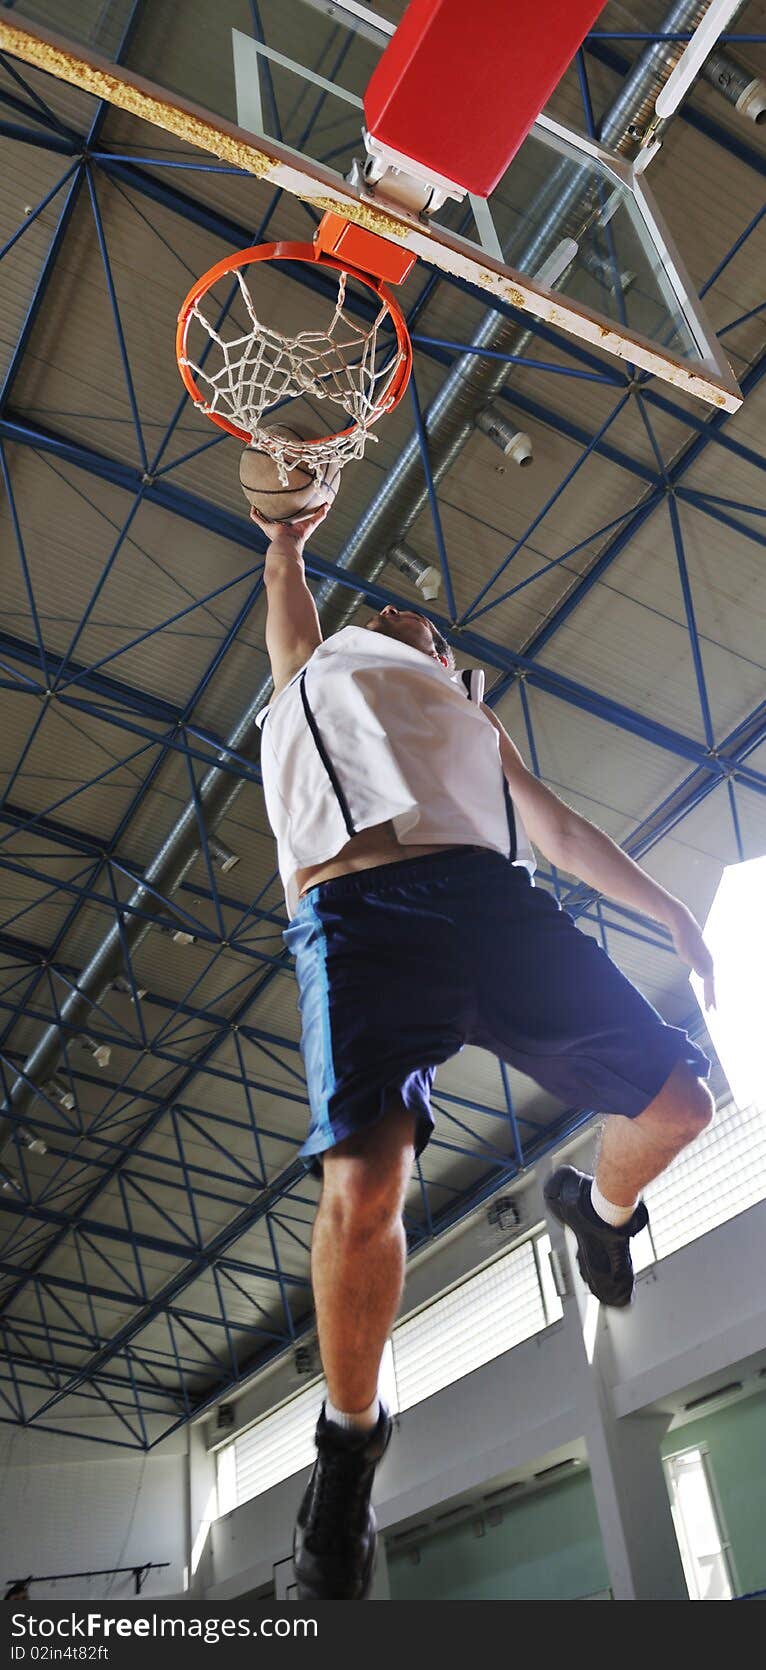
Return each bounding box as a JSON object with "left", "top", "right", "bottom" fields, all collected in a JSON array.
[
  {"left": 0, "top": 1339, "right": 186, "bottom": 1408},
  {"left": 0, "top": 1311, "right": 217, "bottom": 1385},
  {"left": 560, "top": 694, "right": 766, "bottom": 918},
  {"left": 25, "top": 1151, "right": 310, "bottom": 1423},
  {"left": 0, "top": 26, "right": 760, "bottom": 1436},
  {"left": 408, "top": 372, "right": 457, "bottom": 619},
  {"left": 666, "top": 492, "right": 715, "bottom": 749},
  {"left": 0, "top": 633, "right": 266, "bottom": 785},
  {"left": 486, "top": 350, "right": 766, "bottom": 706},
  {"left": 0, "top": 0, "right": 147, "bottom": 409},
  {"left": 0, "top": 1196, "right": 310, "bottom": 1286},
  {"left": 4, "top": 417, "right": 764, "bottom": 785},
  {"left": 460, "top": 393, "right": 642, "bottom": 626},
  {"left": 0, "top": 166, "right": 84, "bottom": 407},
  {"left": 0, "top": 919, "right": 303, "bottom": 1316}
]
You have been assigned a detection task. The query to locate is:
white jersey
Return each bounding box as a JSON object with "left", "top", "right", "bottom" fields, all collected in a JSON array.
[{"left": 256, "top": 625, "right": 535, "bottom": 916}]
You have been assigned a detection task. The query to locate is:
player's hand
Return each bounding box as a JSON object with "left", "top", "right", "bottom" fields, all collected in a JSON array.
[
  {"left": 667, "top": 902, "right": 716, "bottom": 1009},
  {"left": 250, "top": 500, "right": 331, "bottom": 554}
]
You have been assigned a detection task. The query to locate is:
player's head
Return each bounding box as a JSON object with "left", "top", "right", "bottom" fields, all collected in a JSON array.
[{"left": 364, "top": 605, "right": 455, "bottom": 671}]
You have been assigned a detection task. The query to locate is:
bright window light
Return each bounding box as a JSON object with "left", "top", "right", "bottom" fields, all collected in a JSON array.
[
  {"left": 643, "top": 1097, "right": 766, "bottom": 1258},
  {"left": 392, "top": 1239, "right": 548, "bottom": 1414},
  {"left": 216, "top": 1234, "right": 555, "bottom": 1510},
  {"left": 378, "top": 1339, "right": 399, "bottom": 1416},
  {"left": 628, "top": 1097, "right": 766, "bottom": 1277},
  {"left": 535, "top": 1232, "right": 564, "bottom": 1325},
  {"left": 216, "top": 1440, "right": 237, "bottom": 1517},
  {"left": 582, "top": 1292, "right": 600, "bottom": 1364},
  {"left": 190, "top": 1483, "right": 217, "bottom": 1577},
  {"left": 227, "top": 1380, "right": 326, "bottom": 1509},
  {"left": 665, "top": 1448, "right": 734, "bottom": 1600},
  {"left": 690, "top": 855, "right": 766, "bottom": 1108}
]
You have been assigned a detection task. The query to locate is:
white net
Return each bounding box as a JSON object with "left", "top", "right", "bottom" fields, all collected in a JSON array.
[{"left": 180, "top": 267, "right": 404, "bottom": 481}]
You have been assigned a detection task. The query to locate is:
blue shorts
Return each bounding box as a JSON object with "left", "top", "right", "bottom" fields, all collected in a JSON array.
[{"left": 283, "top": 846, "right": 710, "bottom": 1169}]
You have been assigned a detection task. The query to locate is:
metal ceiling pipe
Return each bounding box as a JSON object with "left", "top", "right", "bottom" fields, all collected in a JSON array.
[{"left": 0, "top": 0, "right": 736, "bottom": 1163}]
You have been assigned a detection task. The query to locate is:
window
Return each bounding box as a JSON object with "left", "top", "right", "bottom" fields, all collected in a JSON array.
[
  {"left": 630, "top": 1097, "right": 766, "bottom": 1274},
  {"left": 392, "top": 1236, "right": 559, "bottom": 1413},
  {"left": 220, "top": 1379, "right": 326, "bottom": 1514},
  {"left": 216, "top": 1232, "right": 558, "bottom": 1511},
  {"left": 665, "top": 1448, "right": 734, "bottom": 1600}
]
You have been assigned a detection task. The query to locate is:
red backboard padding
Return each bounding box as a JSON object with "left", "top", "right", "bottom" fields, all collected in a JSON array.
[{"left": 364, "top": 0, "right": 605, "bottom": 196}]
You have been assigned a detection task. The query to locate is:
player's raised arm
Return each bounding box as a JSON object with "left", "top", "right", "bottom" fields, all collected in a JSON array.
[{"left": 252, "top": 504, "right": 328, "bottom": 697}]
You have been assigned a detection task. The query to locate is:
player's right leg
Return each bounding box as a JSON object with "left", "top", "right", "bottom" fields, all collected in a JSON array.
[
  {"left": 294, "top": 1102, "right": 415, "bottom": 1601},
  {"left": 282, "top": 851, "right": 478, "bottom": 1598}
]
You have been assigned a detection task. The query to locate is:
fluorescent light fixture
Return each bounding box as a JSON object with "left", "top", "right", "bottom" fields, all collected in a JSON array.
[
  {"left": 209, "top": 836, "right": 240, "bottom": 874},
  {"left": 22, "top": 1129, "right": 47, "bottom": 1155},
  {"left": 475, "top": 406, "right": 533, "bottom": 466},
  {"left": 78, "top": 1032, "right": 111, "bottom": 1068},
  {"left": 112, "top": 975, "right": 148, "bottom": 1002},
  {"left": 46, "top": 1072, "right": 76, "bottom": 1111},
  {"left": 689, "top": 854, "right": 766, "bottom": 1107},
  {"left": 389, "top": 541, "right": 441, "bottom": 602},
  {"left": 655, "top": 0, "right": 744, "bottom": 119}
]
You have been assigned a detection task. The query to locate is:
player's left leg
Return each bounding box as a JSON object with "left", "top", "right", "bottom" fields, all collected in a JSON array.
[
  {"left": 465, "top": 855, "right": 713, "bottom": 1308},
  {"left": 544, "top": 1062, "right": 712, "bottom": 1306},
  {"left": 595, "top": 1059, "right": 713, "bottom": 1205}
]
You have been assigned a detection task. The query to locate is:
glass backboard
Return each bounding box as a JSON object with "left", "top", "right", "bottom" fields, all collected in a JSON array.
[{"left": 0, "top": 0, "right": 742, "bottom": 410}]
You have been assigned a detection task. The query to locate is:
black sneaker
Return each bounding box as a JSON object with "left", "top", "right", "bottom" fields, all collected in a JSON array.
[
  {"left": 544, "top": 1165, "right": 649, "bottom": 1307},
  {"left": 293, "top": 1403, "right": 392, "bottom": 1600}
]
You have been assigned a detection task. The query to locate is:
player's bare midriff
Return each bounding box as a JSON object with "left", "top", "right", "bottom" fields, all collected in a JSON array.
[{"left": 296, "top": 821, "right": 453, "bottom": 897}]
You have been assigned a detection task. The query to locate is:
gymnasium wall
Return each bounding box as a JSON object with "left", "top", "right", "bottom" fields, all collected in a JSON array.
[
  {"left": 0, "top": 1428, "right": 188, "bottom": 1600},
  {"left": 388, "top": 1471, "right": 608, "bottom": 1601},
  {"left": 387, "top": 1389, "right": 766, "bottom": 1600},
  {"left": 202, "top": 1193, "right": 766, "bottom": 1600}
]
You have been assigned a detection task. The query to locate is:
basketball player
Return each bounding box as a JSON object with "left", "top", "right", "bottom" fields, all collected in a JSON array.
[{"left": 253, "top": 502, "right": 714, "bottom": 1601}]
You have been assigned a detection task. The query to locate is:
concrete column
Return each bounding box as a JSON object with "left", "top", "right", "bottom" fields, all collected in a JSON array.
[
  {"left": 187, "top": 1420, "right": 218, "bottom": 1597},
  {"left": 538, "top": 1163, "right": 688, "bottom": 1601},
  {"left": 586, "top": 1402, "right": 686, "bottom": 1599}
]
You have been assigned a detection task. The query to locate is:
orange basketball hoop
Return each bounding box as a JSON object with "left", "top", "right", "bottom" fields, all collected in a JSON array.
[{"left": 176, "top": 214, "right": 415, "bottom": 481}]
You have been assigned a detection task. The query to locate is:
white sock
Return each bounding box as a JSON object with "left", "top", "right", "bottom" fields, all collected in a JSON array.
[
  {"left": 591, "top": 1178, "right": 636, "bottom": 1228},
  {"left": 325, "top": 1393, "right": 380, "bottom": 1433}
]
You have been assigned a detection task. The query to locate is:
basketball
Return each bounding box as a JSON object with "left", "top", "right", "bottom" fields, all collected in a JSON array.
[{"left": 239, "top": 426, "right": 341, "bottom": 523}]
